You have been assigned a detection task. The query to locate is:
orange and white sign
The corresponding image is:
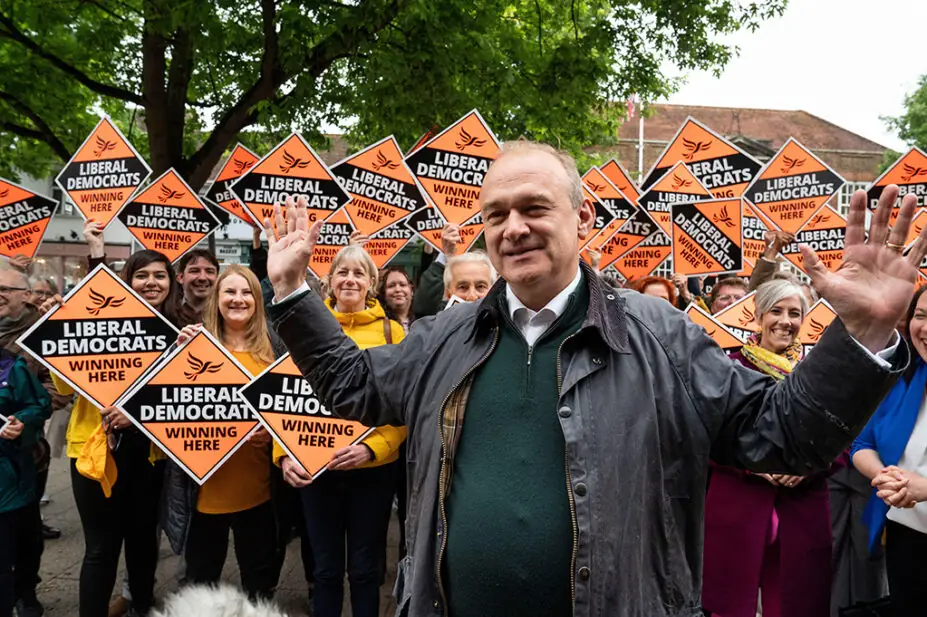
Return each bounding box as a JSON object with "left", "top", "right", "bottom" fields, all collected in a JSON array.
[
  {"left": 797, "top": 299, "right": 837, "bottom": 357},
  {"left": 866, "top": 147, "right": 927, "bottom": 223},
  {"left": 402, "top": 206, "right": 483, "bottom": 254},
  {"left": 239, "top": 354, "right": 374, "bottom": 480},
  {"left": 713, "top": 291, "right": 759, "bottom": 341},
  {"left": 599, "top": 159, "right": 641, "bottom": 204},
  {"left": 16, "top": 264, "right": 178, "bottom": 409},
  {"left": 231, "top": 133, "right": 351, "bottom": 228},
  {"left": 0, "top": 178, "right": 57, "bottom": 258},
  {"left": 119, "top": 329, "right": 258, "bottom": 485},
  {"left": 308, "top": 209, "right": 356, "bottom": 280},
  {"left": 118, "top": 168, "right": 221, "bottom": 263},
  {"left": 642, "top": 118, "right": 761, "bottom": 199},
  {"left": 739, "top": 203, "right": 772, "bottom": 276},
  {"left": 779, "top": 204, "right": 846, "bottom": 274},
  {"left": 613, "top": 230, "right": 673, "bottom": 280},
  {"left": 405, "top": 110, "right": 500, "bottom": 226},
  {"left": 744, "top": 138, "right": 844, "bottom": 234},
  {"left": 364, "top": 224, "right": 416, "bottom": 269},
  {"left": 637, "top": 162, "right": 713, "bottom": 236},
  {"left": 595, "top": 208, "right": 659, "bottom": 272},
  {"left": 580, "top": 185, "right": 616, "bottom": 250},
  {"left": 332, "top": 136, "right": 428, "bottom": 236},
  {"left": 671, "top": 198, "right": 743, "bottom": 276},
  {"left": 204, "top": 144, "right": 261, "bottom": 224},
  {"left": 55, "top": 117, "right": 152, "bottom": 229},
  {"left": 685, "top": 303, "right": 745, "bottom": 351}
]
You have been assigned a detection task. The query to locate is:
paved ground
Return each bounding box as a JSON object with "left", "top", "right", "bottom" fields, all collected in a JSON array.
[{"left": 35, "top": 457, "right": 399, "bottom": 616}]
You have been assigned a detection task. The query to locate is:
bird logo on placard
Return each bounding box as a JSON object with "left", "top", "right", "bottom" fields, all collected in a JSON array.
[
  {"left": 671, "top": 174, "right": 693, "bottom": 190},
  {"left": 232, "top": 158, "right": 254, "bottom": 175},
  {"left": 808, "top": 213, "right": 831, "bottom": 228},
  {"left": 158, "top": 184, "right": 186, "bottom": 203},
  {"left": 0, "top": 188, "right": 7, "bottom": 199},
  {"left": 93, "top": 136, "right": 116, "bottom": 158},
  {"left": 585, "top": 181, "right": 605, "bottom": 193},
  {"left": 681, "top": 138, "right": 712, "bottom": 160},
  {"left": 781, "top": 155, "right": 806, "bottom": 174},
  {"left": 184, "top": 353, "right": 223, "bottom": 381},
  {"left": 86, "top": 288, "right": 125, "bottom": 316},
  {"left": 455, "top": 127, "right": 486, "bottom": 151},
  {"left": 737, "top": 306, "right": 755, "bottom": 327},
  {"left": 280, "top": 150, "right": 311, "bottom": 174},
  {"left": 712, "top": 205, "right": 736, "bottom": 228},
  {"left": 916, "top": 223, "right": 923, "bottom": 235},
  {"left": 371, "top": 150, "right": 400, "bottom": 171},
  {"left": 806, "top": 317, "right": 827, "bottom": 342},
  {"left": 901, "top": 164, "right": 927, "bottom": 182}
]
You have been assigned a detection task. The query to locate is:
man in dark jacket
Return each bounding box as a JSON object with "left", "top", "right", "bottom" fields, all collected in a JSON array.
[{"left": 264, "top": 141, "right": 920, "bottom": 617}]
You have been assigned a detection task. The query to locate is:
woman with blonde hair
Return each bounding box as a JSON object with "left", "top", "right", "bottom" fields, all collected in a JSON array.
[
  {"left": 166, "top": 265, "right": 282, "bottom": 601},
  {"left": 279, "top": 245, "right": 406, "bottom": 617}
]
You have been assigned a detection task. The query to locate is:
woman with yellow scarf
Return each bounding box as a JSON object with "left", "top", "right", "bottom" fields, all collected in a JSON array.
[{"left": 701, "top": 279, "right": 835, "bottom": 617}]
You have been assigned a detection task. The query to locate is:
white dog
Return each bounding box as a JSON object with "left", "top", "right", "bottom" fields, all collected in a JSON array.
[{"left": 151, "top": 585, "right": 288, "bottom": 617}]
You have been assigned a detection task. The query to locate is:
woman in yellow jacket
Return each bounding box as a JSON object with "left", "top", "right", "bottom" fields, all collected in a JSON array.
[
  {"left": 278, "top": 244, "right": 406, "bottom": 617},
  {"left": 54, "top": 248, "right": 187, "bottom": 617}
]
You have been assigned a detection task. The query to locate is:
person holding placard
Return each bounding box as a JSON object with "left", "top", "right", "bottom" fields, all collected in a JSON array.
[
  {"left": 702, "top": 279, "right": 836, "bottom": 617},
  {"left": 377, "top": 267, "right": 415, "bottom": 333},
  {"left": 50, "top": 249, "right": 185, "bottom": 617},
  {"left": 264, "top": 141, "right": 920, "bottom": 617},
  {"left": 165, "top": 265, "right": 281, "bottom": 602},
  {"left": 851, "top": 284, "right": 927, "bottom": 615},
  {"left": 278, "top": 245, "right": 406, "bottom": 617}
]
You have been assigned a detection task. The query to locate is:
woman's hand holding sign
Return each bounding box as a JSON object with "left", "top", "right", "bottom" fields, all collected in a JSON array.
[{"left": 802, "top": 186, "right": 927, "bottom": 354}]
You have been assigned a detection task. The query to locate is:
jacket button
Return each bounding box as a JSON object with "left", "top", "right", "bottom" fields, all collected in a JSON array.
[
  {"left": 606, "top": 294, "right": 615, "bottom": 300},
  {"left": 558, "top": 406, "right": 572, "bottom": 418},
  {"left": 578, "top": 566, "right": 591, "bottom": 581},
  {"left": 592, "top": 357, "right": 602, "bottom": 365},
  {"left": 575, "top": 482, "right": 587, "bottom": 497},
  {"left": 433, "top": 600, "right": 440, "bottom": 609}
]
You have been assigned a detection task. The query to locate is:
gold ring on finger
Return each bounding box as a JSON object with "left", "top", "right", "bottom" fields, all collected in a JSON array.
[{"left": 886, "top": 242, "right": 905, "bottom": 253}]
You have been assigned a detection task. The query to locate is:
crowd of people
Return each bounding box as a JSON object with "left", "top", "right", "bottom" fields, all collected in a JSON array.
[{"left": 0, "top": 139, "right": 923, "bottom": 617}]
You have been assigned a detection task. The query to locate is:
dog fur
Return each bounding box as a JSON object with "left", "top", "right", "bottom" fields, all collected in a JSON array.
[{"left": 151, "top": 585, "right": 288, "bottom": 617}]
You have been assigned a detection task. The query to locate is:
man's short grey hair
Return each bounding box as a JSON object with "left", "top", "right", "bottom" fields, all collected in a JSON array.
[
  {"left": 27, "top": 275, "right": 57, "bottom": 294},
  {"left": 754, "top": 279, "right": 809, "bottom": 320},
  {"left": 494, "top": 140, "right": 584, "bottom": 210},
  {"left": 0, "top": 266, "right": 29, "bottom": 289},
  {"left": 443, "top": 250, "right": 498, "bottom": 291}
]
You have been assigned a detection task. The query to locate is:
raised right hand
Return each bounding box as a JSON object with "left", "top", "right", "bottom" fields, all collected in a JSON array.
[
  {"left": 441, "top": 223, "right": 461, "bottom": 256},
  {"left": 83, "top": 219, "right": 105, "bottom": 258},
  {"left": 264, "top": 196, "right": 322, "bottom": 301}
]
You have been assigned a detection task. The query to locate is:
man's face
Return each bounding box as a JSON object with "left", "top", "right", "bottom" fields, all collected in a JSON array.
[
  {"left": 711, "top": 284, "right": 747, "bottom": 314},
  {"left": 445, "top": 262, "right": 493, "bottom": 302},
  {"left": 0, "top": 270, "right": 29, "bottom": 319},
  {"left": 178, "top": 257, "right": 218, "bottom": 304},
  {"left": 480, "top": 151, "right": 593, "bottom": 303}
]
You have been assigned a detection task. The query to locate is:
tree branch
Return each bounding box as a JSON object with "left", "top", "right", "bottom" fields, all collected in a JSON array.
[
  {"left": 0, "top": 12, "right": 142, "bottom": 104},
  {"left": 165, "top": 26, "right": 195, "bottom": 162},
  {"left": 0, "top": 91, "right": 71, "bottom": 160}
]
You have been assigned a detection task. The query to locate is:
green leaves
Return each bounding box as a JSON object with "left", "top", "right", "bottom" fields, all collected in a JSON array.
[{"left": 885, "top": 74, "right": 927, "bottom": 152}]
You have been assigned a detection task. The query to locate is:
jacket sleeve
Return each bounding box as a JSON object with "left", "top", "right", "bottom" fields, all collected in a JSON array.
[
  {"left": 749, "top": 257, "right": 778, "bottom": 291},
  {"left": 51, "top": 371, "right": 75, "bottom": 396},
  {"left": 8, "top": 359, "right": 52, "bottom": 432},
  {"left": 412, "top": 260, "right": 446, "bottom": 318},
  {"left": 661, "top": 305, "right": 907, "bottom": 474},
  {"left": 362, "top": 425, "right": 407, "bottom": 461},
  {"left": 270, "top": 289, "right": 439, "bottom": 428},
  {"left": 249, "top": 246, "right": 268, "bottom": 283}
]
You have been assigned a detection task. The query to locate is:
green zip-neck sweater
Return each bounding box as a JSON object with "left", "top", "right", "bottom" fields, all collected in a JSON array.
[{"left": 444, "top": 276, "right": 589, "bottom": 617}]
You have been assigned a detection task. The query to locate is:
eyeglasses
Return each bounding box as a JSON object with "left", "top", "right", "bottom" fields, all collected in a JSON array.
[
  {"left": 0, "top": 285, "right": 28, "bottom": 295},
  {"left": 31, "top": 290, "right": 54, "bottom": 299},
  {"left": 715, "top": 294, "right": 743, "bottom": 304}
]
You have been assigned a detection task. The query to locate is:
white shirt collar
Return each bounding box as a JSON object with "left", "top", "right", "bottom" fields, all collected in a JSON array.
[{"left": 506, "top": 266, "right": 583, "bottom": 321}]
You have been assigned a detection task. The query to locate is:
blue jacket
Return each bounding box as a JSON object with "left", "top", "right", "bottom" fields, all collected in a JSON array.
[
  {"left": 0, "top": 354, "right": 52, "bottom": 514},
  {"left": 851, "top": 359, "right": 927, "bottom": 551}
]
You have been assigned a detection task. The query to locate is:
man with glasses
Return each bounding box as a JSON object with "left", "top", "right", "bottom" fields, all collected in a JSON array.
[{"left": 709, "top": 277, "right": 749, "bottom": 314}]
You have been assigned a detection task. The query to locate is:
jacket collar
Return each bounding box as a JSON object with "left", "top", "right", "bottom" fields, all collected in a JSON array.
[{"left": 474, "top": 259, "right": 630, "bottom": 353}]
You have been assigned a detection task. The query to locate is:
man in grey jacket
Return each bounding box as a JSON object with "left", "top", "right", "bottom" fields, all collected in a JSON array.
[{"left": 265, "top": 141, "right": 923, "bottom": 617}]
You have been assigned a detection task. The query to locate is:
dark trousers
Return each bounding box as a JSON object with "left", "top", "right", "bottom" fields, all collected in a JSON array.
[
  {"left": 301, "top": 463, "right": 397, "bottom": 617},
  {"left": 70, "top": 433, "right": 163, "bottom": 617},
  {"left": 184, "top": 499, "right": 279, "bottom": 600},
  {"left": 0, "top": 500, "right": 42, "bottom": 617},
  {"left": 396, "top": 444, "right": 408, "bottom": 559},
  {"left": 886, "top": 520, "right": 927, "bottom": 615}
]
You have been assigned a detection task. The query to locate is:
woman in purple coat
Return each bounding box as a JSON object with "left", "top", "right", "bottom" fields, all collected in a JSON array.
[{"left": 702, "top": 279, "right": 834, "bottom": 617}]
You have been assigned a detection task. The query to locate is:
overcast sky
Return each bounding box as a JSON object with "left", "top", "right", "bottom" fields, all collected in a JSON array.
[{"left": 667, "top": 0, "right": 923, "bottom": 151}]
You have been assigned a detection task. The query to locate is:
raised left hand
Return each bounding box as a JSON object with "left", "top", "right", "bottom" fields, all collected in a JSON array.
[
  {"left": 327, "top": 444, "right": 373, "bottom": 471},
  {"left": 801, "top": 185, "right": 927, "bottom": 353}
]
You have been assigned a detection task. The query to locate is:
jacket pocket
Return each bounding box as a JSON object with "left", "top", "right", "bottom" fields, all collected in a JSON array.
[{"left": 393, "top": 554, "right": 413, "bottom": 614}]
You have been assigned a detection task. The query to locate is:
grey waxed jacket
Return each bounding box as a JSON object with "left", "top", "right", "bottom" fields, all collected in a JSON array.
[{"left": 268, "top": 260, "right": 906, "bottom": 617}]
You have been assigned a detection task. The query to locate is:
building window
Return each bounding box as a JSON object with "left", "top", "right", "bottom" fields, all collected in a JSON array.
[{"left": 835, "top": 182, "right": 868, "bottom": 218}]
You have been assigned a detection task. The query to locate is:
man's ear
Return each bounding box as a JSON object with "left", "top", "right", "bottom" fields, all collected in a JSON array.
[
  {"left": 577, "top": 198, "right": 595, "bottom": 239},
  {"left": 443, "top": 286, "right": 451, "bottom": 300},
  {"left": 176, "top": 273, "right": 184, "bottom": 285}
]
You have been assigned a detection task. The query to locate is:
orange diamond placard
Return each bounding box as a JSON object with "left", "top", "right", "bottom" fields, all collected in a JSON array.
[
  {"left": 204, "top": 144, "right": 261, "bottom": 224},
  {"left": 0, "top": 178, "right": 58, "bottom": 258},
  {"left": 642, "top": 117, "right": 761, "bottom": 199},
  {"left": 744, "top": 138, "right": 844, "bottom": 234},
  {"left": 797, "top": 299, "right": 837, "bottom": 357},
  {"left": 119, "top": 329, "right": 257, "bottom": 485},
  {"left": 309, "top": 209, "right": 356, "bottom": 280},
  {"left": 405, "top": 110, "right": 500, "bottom": 226},
  {"left": 16, "top": 264, "right": 178, "bottom": 410},
  {"left": 599, "top": 159, "right": 641, "bottom": 204},
  {"left": 738, "top": 203, "right": 772, "bottom": 276},
  {"left": 364, "top": 224, "right": 416, "bottom": 269},
  {"left": 671, "top": 198, "right": 743, "bottom": 276},
  {"left": 55, "top": 117, "right": 152, "bottom": 229},
  {"left": 583, "top": 166, "right": 637, "bottom": 232},
  {"left": 685, "top": 303, "right": 744, "bottom": 351},
  {"left": 240, "top": 354, "right": 374, "bottom": 480},
  {"left": 118, "top": 168, "right": 221, "bottom": 263},
  {"left": 779, "top": 204, "right": 846, "bottom": 274},
  {"left": 402, "top": 206, "right": 483, "bottom": 254},
  {"left": 713, "top": 291, "right": 759, "bottom": 341},
  {"left": 866, "top": 147, "right": 927, "bottom": 224},
  {"left": 637, "top": 162, "right": 713, "bottom": 236},
  {"left": 580, "top": 185, "right": 616, "bottom": 250},
  {"left": 596, "top": 208, "right": 659, "bottom": 272},
  {"left": 613, "top": 229, "right": 673, "bottom": 280},
  {"left": 231, "top": 133, "right": 351, "bottom": 229},
  {"left": 332, "top": 136, "right": 428, "bottom": 236}
]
